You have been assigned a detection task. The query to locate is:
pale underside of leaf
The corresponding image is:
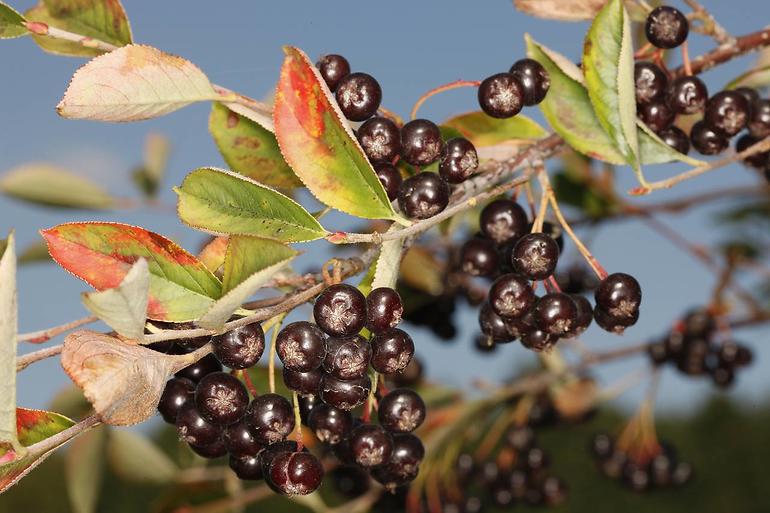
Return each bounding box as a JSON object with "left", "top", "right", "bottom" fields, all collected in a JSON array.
[
  {"left": 513, "top": 0, "right": 647, "bottom": 21},
  {"left": 57, "top": 44, "right": 219, "bottom": 122},
  {"left": 220, "top": 100, "right": 274, "bottom": 133},
  {"left": 81, "top": 259, "right": 149, "bottom": 340},
  {"left": 371, "top": 227, "right": 405, "bottom": 291},
  {"left": 0, "top": 232, "right": 22, "bottom": 455},
  {"left": 0, "top": 164, "right": 114, "bottom": 209},
  {"left": 61, "top": 330, "right": 193, "bottom": 425}
]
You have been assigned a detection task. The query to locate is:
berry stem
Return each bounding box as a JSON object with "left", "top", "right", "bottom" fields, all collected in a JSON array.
[
  {"left": 267, "top": 314, "right": 286, "bottom": 395},
  {"left": 681, "top": 40, "right": 693, "bottom": 76},
  {"left": 683, "top": 0, "right": 735, "bottom": 45},
  {"left": 409, "top": 80, "right": 481, "bottom": 120},
  {"left": 531, "top": 172, "right": 550, "bottom": 234},
  {"left": 524, "top": 181, "right": 537, "bottom": 219},
  {"left": 364, "top": 371, "right": 379, "bottom": 423},
  {"left": 633, "top": 41, "right": 654, "bottom": 59},
  {"left": 538, "top": 172, "right": 608, "bottom": 280},
  {"left": 241, "top": 369, "right": 258, "bottom": 397},
  {"left": 291, "top": 391, "right": 304, "bottom": 451}
]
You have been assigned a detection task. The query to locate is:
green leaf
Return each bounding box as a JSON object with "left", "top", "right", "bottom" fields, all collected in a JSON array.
[
  {"left": 106, "top": 430, "right": 177, "bottom": 484},
  {"left": 209, "top": 103, "right": 301, "bottom": 189},
  {"left": 526, "top": 35, "right": 626, "bottom": 164},
  {"left": 132, "top": 133, "right": 170, "bottom": 198},
  {"left": 15, "top": 408, "right": 75, "bottom": 446},
  {"left": 42, "top": 222, "right": 222, "bottom": 322},
  {"left": 0, "top": 2, "right": 27, "bottom": 39},
  {"left": 65, "top": 428, "right": 105, "bottom": 513},
  {"left": 18, "top": 240, "right": 51, "bottom": 265},
  {"left": 57, "top": 45, "right": 219, "bottom": 122},
  {"left": 0, "top": 164, "right": 114, "bottom": 210},
  {"left": 637, "top": 121, "right": 705, "bottom": 166},
  {"left": 197, "top": 237, "right": 298, "bottom": 329},
  {"left": 583, "top": 0, "right": 639, "bottom": 168},
  {"left": 726, "top": 65, "right": 770, "bottom": 91},
  {"left": 0, "top": 231, "right": 22, "bottom": 456},
  {"left": 175, "top": 167, "right": 327, "bottom": 243},
  {"left": 443, "top": 111, "right": 546, "bottom": 147},
  {"left": 81, "top": 259, "right": 149, "bottom": 340},
  {"left": 553, "top": 172, "right": 616, "bottom": 219},
  {"left": 25, "top": 0, "right": 131, "bottom": 57},
  {"left": 274, "top": 46, "right": 401, "bottom": 222}
]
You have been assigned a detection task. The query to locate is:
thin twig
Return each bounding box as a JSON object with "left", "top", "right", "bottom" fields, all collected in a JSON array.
[
  {"left": 410, "top": 80, "right": 480, "bottom": 120},
  {"left": 18, "top": 316, "right": 99, "bottom": 344},
  {"left": 683, "top": 0, "right": 735, "bottom": 45},
  {"left": 16, "top": 345, "right": 63, "bottom": 371}
]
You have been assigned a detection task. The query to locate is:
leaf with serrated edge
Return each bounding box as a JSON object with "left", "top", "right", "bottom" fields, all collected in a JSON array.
[
  {"left": 198, "top": 237, "right": 297, "bottom": 329},
  {"left": 274, "top": 46, "right": 400, "bottom": 221},
  {"left": 221, "top": 99, "right": 274, "bottom": 132},
  {"left": 514, "top": 0, "right": 646, "bottom": 22},
  {"left": 209, "top": 103, "right": 301, "bottom": 188},
  {"left": 0, "top": 164, "right": 114, "bottom": 210},
  {"left": 526, "top": 35, "right": 626, "bottom": 164},
  {"left": 61, "top": 330, "right": 197, "bottom": 425},
  {"left": 25, "top": 0, "right": 130, "bottom": 57},
  {"left": 371, "top": 229, "right": 404, "bottom": 291},
  {"left": 81, "top": 259, "right": 149, "bottom": 340},
  {"left": 0, "top": 232, "right": 22, "bottom": 456},
  {"left": 57, "top": 45, "right": 219, "bottom": 122},
  {"left": 198, "top": 236, "right": 228, "bottom": 275},
  {"left": 583, "top": 0, "right": 639, "bottom": 168},
  {"left": 15, "top": 408, "right": 75, "bottom": 447},
  {"left": 66, "top": 428, "right": 105, "bottom": 513},
  {"left": 443, "top": 111, "right": 546, "bottom": 147},
  {"left": 175, "top": 167, "right": 327, "bottom": 243},
  {"left": 41, "top": 222, "right": 222, "bottom": 322},
  {"left": 0, "top": 2, "right": 26, "bottom": 39},
  {"left": 107, "top": 430, "right": 177, "bottom": 484},
  {"left": 638, "top": 121, "right": 704, "bottom": 166}
]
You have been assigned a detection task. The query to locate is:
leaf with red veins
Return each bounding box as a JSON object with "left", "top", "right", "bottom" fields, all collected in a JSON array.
[{"left": 41, "top": 222, "right": 222, "bottom": 322}]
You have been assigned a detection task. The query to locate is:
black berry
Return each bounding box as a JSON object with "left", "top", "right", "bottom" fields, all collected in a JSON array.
[
  {"left": 460, "top": 237, "right": 500, "bottom": 277},
  {"left": 229, "top": 453, "right": 264, "bottom": 480},
  {"left": 439, "top": 137, "right": 479, "bottom": 184},
  {"left": 308, "top": 403, "right": 352, "bottom": 444},
  {"left": 659, "top": 126, "right": 691, "bottom": 155},
  {"left": 158, "top": 377, "right": 196, "bottom": 424},
  {"left": 370, "top": 433, "right": 424, "bottom": 490},
  {"left": 373, "top": 162, "right": 402, "bottom": 201},
  {"left": 189, "top": 438, "right": 227, "bottom": 459},
  {"left": 704, "top": 90, "right": 750, "bottom": 136},
  {"left": 276, "top": 321, "right": 326, "bottom": 372},
  {"left": 593, "top": 306, "right": 639, "bottom": 334},
  {"left": 398, "top": 172, "right": 450, "bottom": 219},
  {"left": 638, "top": 100, "right": 675, "bottom": 133},
  {"left": 366, "top": 287, "right": 404, "bottom": 334},
  {"left": 534, "top": 293, "right": 578, "bottom": 336},
  {"left": 268, "top": 451, "right": 324, "bottom": 496},
  {"left": 245, "top": 393, "right": 295, "bottom": 445},
  {"left": 480, "top": 199, "right": 528, "bottom": 244},
  {"left": 176, "top": 402, "right": 223, "bottom": 447},
  {"left": 488, "top": 273, "right": 536, "bottom": 319},
  {"left": 645, "top": 6, "right": 689, "bottom": 49},
  {"left": 313, "top": 283, "right": 367, "bottom": 337},
  {"left": 175, "top": 353, "right": 222, "bottom": 383},
  {"left": 635, "top": 61, "right": 668, "bottom": 104},
  {"left": 510, "top": 58, "right": 550, "bottom": 106},
  {"left": 511, "top": 233, "right": 560, "bottom": 280},
  {"left": 350, "top": 423, "right": 394, "bottom": 467},
  {"left": 282, "top": 367, "right": 323, "bottom": 396},
  {"left": 478, "top": 73, "right": 524, "bottom": 118},
  {"left": 195, "top": 372, "right": 249, "bottom": 426},
  {"left": 223, "top": 419, "right": 262, "bottom": 457},
  {"left": 520, "top": 328, "right": 557, "bottom": 352},
  {"left": 318, "top": 374, "right": 371, "bottom": 411},
  {"left": 667, "top": 76, "right": 708, "bottom": 115},
  {"left": 400, "top": 119, "right": 443, "bottom": 166},
  {"left": 736, "top": 134, "right": 770, "bottom": 168},
  {"left": 595, "top": 273, "right": 641, "bottom": 321},
  {"left": 748, "top": 99, "right": 770, "bottom": 138},
  {"left": 358, "top": 116, "right": 401, "bottom": 163},
  {"left": 370, "top": 328, "right": 414, "bottom": 374},
  {"left": 323, "top": 334, "right": 371, "bottom": 380},
  {"left": 378, "top": 388, "right": 426, "bottom": 433},
  {"left": 690, "top": 120, "right": 729, "bottom": 155},
  {"left": 316, "top": 54, "right": 350, "bottom": 91},
  {"left": 565, "top": 294, "right": 593, "bottom": 337},
  {"left": 335, "top": 72, "right": 382, "bottom": 121},
  {"left": 734, "top": 86, "right": 760, "bottom": 106},
  {"left": 211, "top": 324, "right": 265, "bottom": 370}
]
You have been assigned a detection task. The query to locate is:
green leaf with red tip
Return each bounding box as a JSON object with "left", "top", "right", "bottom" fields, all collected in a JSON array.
[
  {"left": 0, "top": 2, "right": 27, "bottom": 39},
  {"left": 274, "top": 46, "right": 401, "bottom": 222},
  {"left": 41, "top": 222, "right": 222, "bottom": 322},
  {"left": 209, "top": 102, "right": 301, "bottom": 189},
  {"left": 25, "top": 0, "right": 131, "bottom": 57},
  {"left": 443, "top": 111, "right": 546, "bottom": 147},
  {"left": 15, "top": 408, "right": 75, "bottom": 446},
  {"left": 175, "top": 167, "right": 327, "bottom": 243}
]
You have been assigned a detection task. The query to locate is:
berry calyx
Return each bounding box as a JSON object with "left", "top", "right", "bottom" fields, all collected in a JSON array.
[
  {"left": 480, "top": 199, "right": 529, "bottom": 244},
  {"left": 645, "top": 6, "right": 689, "bottom": 49},
  {"left": 398, "top": 172, "right": 450, "bottom": 220},
  {"left": 335, "top": 72, "right": 382, "bottom": 121},
  {"left": 308, "top": 403, "right": 352, "bottom": 445},
  {"left": 211, "top": 323, "right": 265, "bottom": 370},
  {"left": 509, "top": 58, "right": 550, "bottom": 106},
  {"left": 511, "top": 232, "right": 560, "bottom": 280},
  {"left": 595, "top": 273, "right": 642, "bottom": 321},
  {"left": 276, "top": 321, "right": 326, "bottom": 372},
  {"left": 366, "top": 287, "right": 404, "bottom": 334},
  {"left": 349, "top": 423, "right": 394, "bottom": 467},
  {"left": 488, "top": 273, "right": 536, "bottom": 319},
  {"left": 357, "top": 116, "right": 401, "bottom": 163},
  {"left": 400, "top": 119, "right": 443, "bottom": 166},
  {"left": 478, "top": 73, "right": 524, "bottom": 119},
  {"left": 313, "top": 283, "right": 367, "bottom": 337},
  {"left": 439, "top": 137, "right": 479, "bottom": 184},
  {"left": 378, "top": 388, "right": 426, "bottom": 433},
  {"left": 194, "top": 372, "right": 249, "bottom": 426},
  {"left": 323, "top": 334, "right": 372, "bottom": 380},
  {"left": 666, "top": 76, "right": 708, "bottom": 115},
  {"left": 370, "top": 328, "right": 415, "bottom": 374},
  {"left": 533, "top": 293, "right": 578, "bottom": 337},
  {"left": 245, "top": 393, "right": 295, "bottom": 445},
  {"left": 268, "top": 451, "right": 324, "bottom": 496},
  {"left": 316, "top": 54, "right": 350, "bottom": 91},
  {"left": 704, "top": 90, "right": 750, "bottom": 137}
]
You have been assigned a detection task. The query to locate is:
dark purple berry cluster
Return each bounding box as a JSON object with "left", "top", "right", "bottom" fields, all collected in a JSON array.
[
  {"left": 462, "top": 198, "right": 641, "bottom": 352},
  {"left": 452, "top": 426, "right": 568, "bottom": 509},
  {"left": 316, "top": 54, "right": 482, "bottom": 220},
  {"left": 636, "top": 5, "right": 770, "bottom": 174},
  {"left": 478, "top": 58, "right": 551, "bottom": 118},
  {"left": 590, "top": 433, "right": 692, "bottom": 492},
  {"left": 647, "top": 308, "right": 753, "bottom": 387}
]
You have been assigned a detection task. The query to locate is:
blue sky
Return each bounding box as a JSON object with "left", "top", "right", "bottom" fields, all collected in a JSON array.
[{"left": 2, "top": 0, "right": 769, "bottom": 417}]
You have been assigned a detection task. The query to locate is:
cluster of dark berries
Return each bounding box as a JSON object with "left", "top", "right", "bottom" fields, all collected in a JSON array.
[
  {"left": 317, "top": 54, "right": 481, "bottom": 221},
  {"left": 452, "top": 425, "right": 568, "bottom": 509},
  {"left": 478, "top": 58, "right": 551, "bottom": 118},
  {"left": 637, "top": 6, "right": 770, "bottom": 170},
  {"left": 647, "top": 308, "right": 753, "bottom": 388},
  {"left": 155, "top": 324, "right": 324, "bottom": 495},
  {"left": 590, "top": 433, "right": 692, "bottom": 492},
  {"left": 460, "top": 197, "right": 641, "bottom": 352}
]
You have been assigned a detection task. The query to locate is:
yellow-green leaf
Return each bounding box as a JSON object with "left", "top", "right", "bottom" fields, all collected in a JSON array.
[
  {"left": 0, "top": 2, "right": 26, "bottom": 39},
  {"left": 0, "top": 164, "right": 114, "bottom": 209},
  {"left": 106, "top": 430, "right": 177, "bottom": 484},
  {"left": 443, "top": 111, "right": 546, "bottom": 147}
]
